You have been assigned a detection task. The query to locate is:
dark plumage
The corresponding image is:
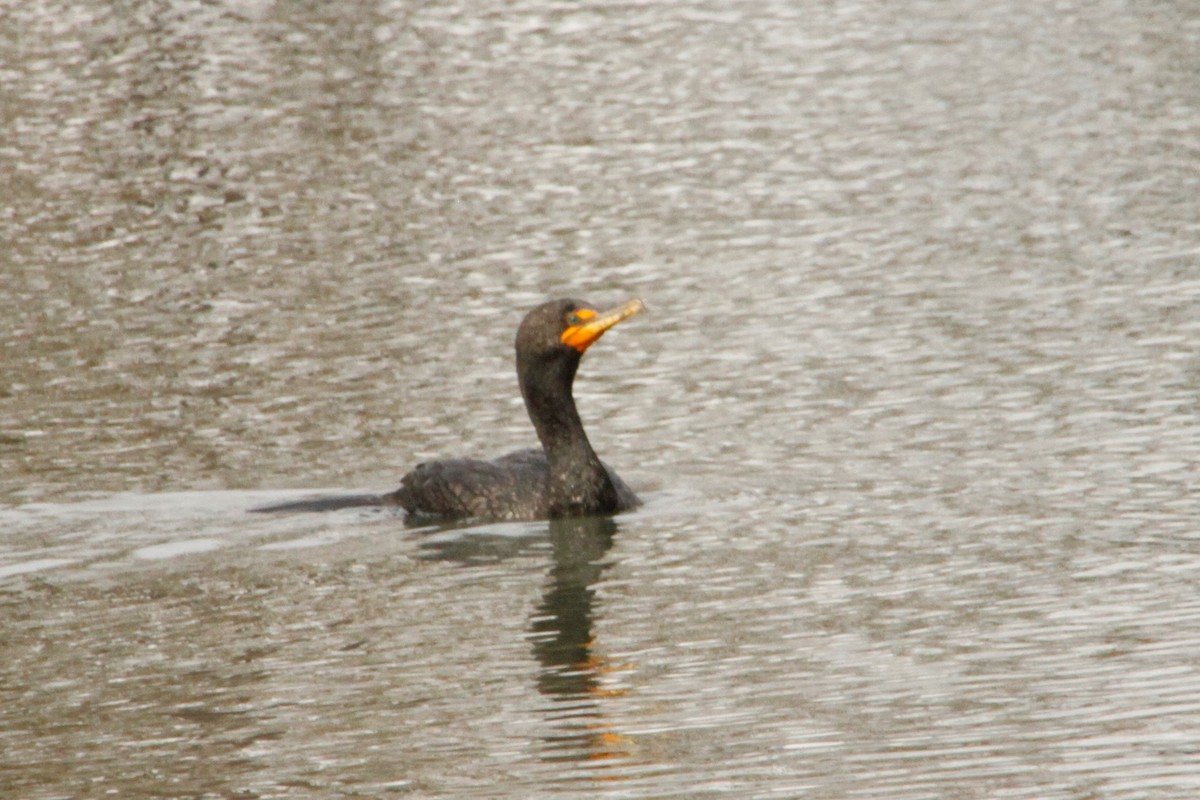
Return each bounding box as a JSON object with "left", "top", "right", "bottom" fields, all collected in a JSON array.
[
  {"left": 250, "top": 298, "right": 643, "bottom": 521},
  {"left": 385, "top": 298, "right": 643, "bottom": 521}
]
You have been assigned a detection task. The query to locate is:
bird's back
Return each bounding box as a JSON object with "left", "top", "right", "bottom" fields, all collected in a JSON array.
[
  {"left": 389, "top": 448, "right": 638, "bottom": 522},
  {"left": 388, "top": 449, "right": 550, "bottom": 521}
]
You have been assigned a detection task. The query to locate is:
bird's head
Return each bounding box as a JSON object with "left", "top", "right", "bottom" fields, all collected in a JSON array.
[{"left": 516, "top": 297, "right": 644, "bottom": 362}]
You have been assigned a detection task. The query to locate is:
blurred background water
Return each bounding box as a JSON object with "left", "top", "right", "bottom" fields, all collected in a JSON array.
[{"left": 2, "top": 0, "right": 1199, "bottom": 797}]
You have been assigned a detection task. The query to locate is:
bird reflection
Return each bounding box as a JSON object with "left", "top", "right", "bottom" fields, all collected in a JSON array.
[
  {"left": 416, "top": 516, "right": 634, "bottom": 769},
  {"left": 531, "top": 516, "right": 633, "bottom": 767}
]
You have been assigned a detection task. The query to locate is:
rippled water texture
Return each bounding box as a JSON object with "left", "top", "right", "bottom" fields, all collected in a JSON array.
[{"left": 3, "top": 0, "right": 1199, "bottom": 797}]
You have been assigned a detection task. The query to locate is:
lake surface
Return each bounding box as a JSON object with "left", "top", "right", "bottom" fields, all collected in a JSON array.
[{"left": 3, "top": 0, "right": 1200, "bottom": 797}]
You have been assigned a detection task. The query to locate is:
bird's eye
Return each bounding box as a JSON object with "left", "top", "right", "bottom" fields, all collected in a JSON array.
[{"left": 566, "top": 312, "right": 582, "bottom": 327}]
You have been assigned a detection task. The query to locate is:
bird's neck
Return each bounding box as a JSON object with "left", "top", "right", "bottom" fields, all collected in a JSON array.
[
  {"left": 524, "top": 377, "right": 603, "bottom": 468},
  {"left": 543, "top": 427, "right": 617, "bottom": 517},
  {"left": 519, "top": 358, "right": 618, "bottom": 515}
]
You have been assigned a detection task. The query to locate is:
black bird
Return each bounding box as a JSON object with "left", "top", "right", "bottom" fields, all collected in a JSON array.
[
  {"left": 252, "top": 298, "right": 644, "bottom": 521},
  {"left": 388, "top": 297, "right": 644, "bottom": 521}
]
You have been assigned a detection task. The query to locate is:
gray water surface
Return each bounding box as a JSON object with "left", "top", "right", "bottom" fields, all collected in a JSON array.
[{"left": 3, "top": 0, "right": 1200, "bottom": 797}]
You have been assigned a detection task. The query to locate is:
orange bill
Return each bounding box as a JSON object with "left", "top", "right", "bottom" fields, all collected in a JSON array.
[{"left": 561, "top": 298, "right": 645, "bottom": 352}]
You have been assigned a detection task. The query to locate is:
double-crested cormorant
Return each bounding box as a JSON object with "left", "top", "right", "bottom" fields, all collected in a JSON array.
[
  {"left": 251, "top": 298, "right": 644, "bottom": 521},
  {"left": 387, "top": 297, "right": 644, "bottom": 521}
]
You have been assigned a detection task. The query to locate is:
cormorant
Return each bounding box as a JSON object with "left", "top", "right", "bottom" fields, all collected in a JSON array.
[{"left": 252, "top": 297, "right": 644, "bottom": 522}]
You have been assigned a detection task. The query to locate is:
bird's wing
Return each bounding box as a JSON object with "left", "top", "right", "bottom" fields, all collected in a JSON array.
[{"left": 392, "top": 450, "right": 550, "bottom": 521}]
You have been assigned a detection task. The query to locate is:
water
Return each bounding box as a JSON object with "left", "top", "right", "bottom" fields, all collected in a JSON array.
[{"left": 3, "top": 0, "right": 1200, "bottom": 797}]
